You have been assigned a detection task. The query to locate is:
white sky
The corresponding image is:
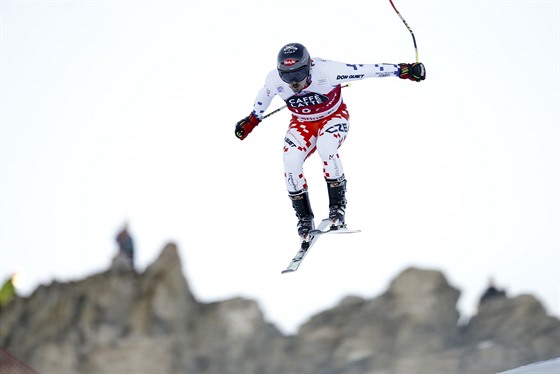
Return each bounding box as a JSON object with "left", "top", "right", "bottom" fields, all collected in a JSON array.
[{"left": 1, "top": 0, "right": 559, "bottom": 334}]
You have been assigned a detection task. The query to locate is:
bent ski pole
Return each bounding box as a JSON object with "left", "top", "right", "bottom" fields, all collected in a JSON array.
[
  {"left": 389, "top": 0, "right": 419, "bottom": 62},
  {"left": 261, "top": 84, "right": 350, "bottom": 121}
]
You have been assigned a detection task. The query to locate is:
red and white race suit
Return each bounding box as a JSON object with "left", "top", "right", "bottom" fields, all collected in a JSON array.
[{"left": 252, "top": 58, "right": 400, "bottom": 193}]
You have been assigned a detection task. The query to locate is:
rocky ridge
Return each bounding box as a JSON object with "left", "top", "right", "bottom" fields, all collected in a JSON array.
[{"left": 1, "top": 243, "right": 558, "bottom": 373}]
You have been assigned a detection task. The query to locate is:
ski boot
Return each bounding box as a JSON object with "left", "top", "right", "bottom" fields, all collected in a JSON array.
[
  {"left": 327, "top": 176, "right": 347, "bottom": 230},
  {"left": 289, "top": 190, "right": 315, "bottom": 242}
]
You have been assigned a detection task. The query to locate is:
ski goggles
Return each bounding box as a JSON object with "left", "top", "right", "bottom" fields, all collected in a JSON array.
[{"left": 279, "top": 66, "right": 309, "bottom": 83}]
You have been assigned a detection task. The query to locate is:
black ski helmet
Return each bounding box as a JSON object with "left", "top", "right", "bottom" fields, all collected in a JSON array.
[{"left": 277, "top": 43, "right": 311, "bottom": 83}]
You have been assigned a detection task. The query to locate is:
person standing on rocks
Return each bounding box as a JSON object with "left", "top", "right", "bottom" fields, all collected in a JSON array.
[
  {"left": 115, "top": 222, "right": 135, "bottom": 270},
  {"left": 479, "top": 277, "right": 506, "bottom": 304}
]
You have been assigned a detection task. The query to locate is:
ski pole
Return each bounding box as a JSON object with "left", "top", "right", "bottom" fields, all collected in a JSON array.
[
  {"left": 262, "top": 104, "right": 287, "bottom": 120},
  {"left": 261, "top": 84, "right": 350, "bottom": 121},
  {"left": 389, "top": 0, "right": 419, "bottom": 62}
]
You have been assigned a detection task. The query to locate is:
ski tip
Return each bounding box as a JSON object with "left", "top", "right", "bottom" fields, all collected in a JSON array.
[{"left": 281, "top": 269, "right": 295, "bottom": 274}]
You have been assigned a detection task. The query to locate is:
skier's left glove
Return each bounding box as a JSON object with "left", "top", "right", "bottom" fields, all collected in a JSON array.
[
  {"left": 399, "top": 63, "right": 426, "bottom": 82},
  {"left": 235, "top": 113, "right": 261, "bottom": 141}
]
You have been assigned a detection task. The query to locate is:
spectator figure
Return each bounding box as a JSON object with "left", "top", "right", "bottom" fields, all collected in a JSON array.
[
  {"left": 479, "top": 277, "right": 506, "bottom": 304},
  {"left": 115, "top": 223, "right": 135, "bottom": 271}
]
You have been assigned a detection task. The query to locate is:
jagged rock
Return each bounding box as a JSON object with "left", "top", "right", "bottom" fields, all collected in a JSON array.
[
  {"left": 1, "top": 246, "right": 558, "bottom": 374},
  {"left": 286, "top": 267, "right": 462, "bottom": 373},
  {"left": 460, "top": 294, "right": 560, "bottom": 373}
]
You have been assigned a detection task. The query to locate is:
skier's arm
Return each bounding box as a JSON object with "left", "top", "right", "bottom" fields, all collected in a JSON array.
[
  {"left": 325, "top": 60, "right": 425, "bottom": 84},
  {"left": 235, "top": 73, "right": 277, "bottom": 141},
  {"left": 251, "top": 84, "right": 275, "bottom": 120}
]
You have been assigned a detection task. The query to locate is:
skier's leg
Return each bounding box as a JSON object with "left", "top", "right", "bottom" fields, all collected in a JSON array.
[
  {"left": 316, "top": 105, "right": 350, "bottom": 227},
  {"left": 283, "top": 118, "right": 320, "bottom": 238},
  {"left": 283, "top": 119, "right": 318, "bottom": 193},
  {"left": 326, "top": 177, "right": 347, "bottom": 228},
  {"left": 289, "top": 190, "right": 314, "bottom": 237},
  {"left": 316, "top": 107, "right": 350, "bottom": 181}
]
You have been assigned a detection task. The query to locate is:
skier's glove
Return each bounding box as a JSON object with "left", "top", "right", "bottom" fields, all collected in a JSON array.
[
  {"left": 399, "top": 63, "right": 426, "bottom": 82},
  {"left": 235, "top": 113, "right": 261, "bottom": 141}
]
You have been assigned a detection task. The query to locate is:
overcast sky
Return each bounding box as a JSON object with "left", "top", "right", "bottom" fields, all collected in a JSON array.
[{"left": 1, "top": 0, "right": 558, "bottom": 334}]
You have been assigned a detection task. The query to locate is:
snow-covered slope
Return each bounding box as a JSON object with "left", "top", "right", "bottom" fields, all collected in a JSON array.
[{"left": 498, "top": 357, "right": 560, "bottom": 374}]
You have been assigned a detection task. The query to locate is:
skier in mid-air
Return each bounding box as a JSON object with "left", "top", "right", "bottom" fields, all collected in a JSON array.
[{"left": 235, "top": 42, "right": 426, "bottom": 242}]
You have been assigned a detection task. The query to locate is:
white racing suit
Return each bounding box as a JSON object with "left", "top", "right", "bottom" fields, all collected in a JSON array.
[{"left": 252, "top": 58, "right": 400, "bottom": 193}]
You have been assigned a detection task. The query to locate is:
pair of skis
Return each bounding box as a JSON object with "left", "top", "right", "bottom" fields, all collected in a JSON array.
[{"left": 281, "top": 219, "right": 360, "bottom": 274}]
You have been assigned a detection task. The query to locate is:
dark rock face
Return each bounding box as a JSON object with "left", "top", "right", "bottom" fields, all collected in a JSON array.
[{"left": 1, "top": 244, "right": 558, "bottom": 374}]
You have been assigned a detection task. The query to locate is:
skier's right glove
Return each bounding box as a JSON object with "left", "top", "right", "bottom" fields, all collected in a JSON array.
[
  {"left": 235, "top": 113, "right": 260, "bottom": 141},
  {"left": 399, "top": 62, "right": 426, "bottom": 82}
]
